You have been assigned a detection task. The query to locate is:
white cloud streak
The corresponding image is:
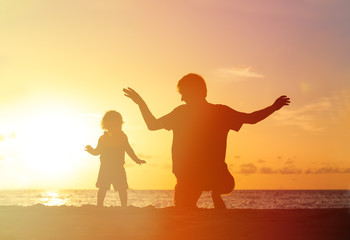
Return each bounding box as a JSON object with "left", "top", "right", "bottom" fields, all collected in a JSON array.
[
  {"left": 272, "top": 97, "right": 332, "bottom": 131},
  {"left": 217, "top": 67, "right": 264, "bottom": 80},
  {"left": 272, "top": 90, "right": 350, "bottom": 132}
]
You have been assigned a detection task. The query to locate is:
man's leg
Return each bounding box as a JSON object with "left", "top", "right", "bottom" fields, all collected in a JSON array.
[
  {"left": 211, "top": 167, "right": 235, "bottom": 209},
  {"left": 212, "top": 191, "right": 227, "bottom": 209},
  {"left": 174, "top": 178, "right": 202, "bottom": 209}
]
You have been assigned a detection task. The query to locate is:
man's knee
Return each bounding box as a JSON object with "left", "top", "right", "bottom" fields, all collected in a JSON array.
[
  {"left": 215, "top": 175, "right": 235, "bottom": 195},
  {"left": 174, "top": 181, "right": 202, "bottom": 208}
]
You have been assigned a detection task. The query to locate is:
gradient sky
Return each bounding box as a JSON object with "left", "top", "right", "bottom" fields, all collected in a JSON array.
[{"left": 1, "top": 0, "right": 349, "bottom": 190}]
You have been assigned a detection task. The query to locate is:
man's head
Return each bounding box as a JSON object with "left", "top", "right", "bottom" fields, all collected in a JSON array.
[{"left": 177, "top": 73, "right": 207, "bottom": 104}]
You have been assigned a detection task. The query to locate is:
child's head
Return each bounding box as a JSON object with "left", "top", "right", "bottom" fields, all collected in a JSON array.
[{"left": 101, "top": 110, "right": 124, "bottom": 132}]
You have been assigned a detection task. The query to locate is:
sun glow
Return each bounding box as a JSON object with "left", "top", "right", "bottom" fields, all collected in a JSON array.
[
  {"left": 15, "top": 107, "right": 91, "bottom": 179},
  {"left": 40, "top": 191, "right": 70, "bottom": 206}
]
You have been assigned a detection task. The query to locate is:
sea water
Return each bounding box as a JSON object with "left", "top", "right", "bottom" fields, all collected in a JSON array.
[{"left": 0, "top": 190, "right": 349, "bottom": 209}]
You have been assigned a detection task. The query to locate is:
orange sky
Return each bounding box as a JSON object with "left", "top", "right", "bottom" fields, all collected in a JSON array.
[{"left": 0, "top": 0, "right": 349, "bottom": 190}]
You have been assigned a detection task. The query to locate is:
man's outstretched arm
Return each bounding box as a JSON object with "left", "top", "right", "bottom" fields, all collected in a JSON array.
[
  {"left": 242, "top": 95, "right": 290, "bottom": 124},
  {"left": 123, "top": 87, "right": 162, "bottom": 130}
]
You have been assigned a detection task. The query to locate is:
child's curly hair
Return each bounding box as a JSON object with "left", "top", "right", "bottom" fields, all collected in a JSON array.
[{"left": 101, "top": 110, "right": 124, "bottom": 130}]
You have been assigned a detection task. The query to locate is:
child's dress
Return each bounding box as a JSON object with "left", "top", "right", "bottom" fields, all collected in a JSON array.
[{"left": 96, "top": 131, "right": 129, "bottom": 190}]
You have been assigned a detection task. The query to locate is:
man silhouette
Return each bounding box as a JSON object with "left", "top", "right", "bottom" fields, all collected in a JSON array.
[{"left": 123, "top": 73, "right": 290, "bottom": 209}]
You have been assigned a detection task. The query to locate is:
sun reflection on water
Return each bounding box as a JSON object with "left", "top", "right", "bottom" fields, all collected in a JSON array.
[{"left": 40, "top": 191, "right": 70, "bottom": 206}]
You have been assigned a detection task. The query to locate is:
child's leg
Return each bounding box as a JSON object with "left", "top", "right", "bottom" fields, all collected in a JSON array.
[
  {"left": 118, "top": 189, "right": 127, "bottom": 207},
  {"left": 212, "top": 191, "right": 227, "bottom": 209},
  {"left": 97, "top": 188, "right": 107, "bottom": 207}
]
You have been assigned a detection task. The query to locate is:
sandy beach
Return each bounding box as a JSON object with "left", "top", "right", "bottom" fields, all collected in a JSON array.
[{"left": 0, "top": 205, "right": 349, "bottom": 240}]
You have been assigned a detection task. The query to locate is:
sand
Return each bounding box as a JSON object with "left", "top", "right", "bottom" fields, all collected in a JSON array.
[{"left": 0, "top": 205, "right": 349, "bottom": 240}]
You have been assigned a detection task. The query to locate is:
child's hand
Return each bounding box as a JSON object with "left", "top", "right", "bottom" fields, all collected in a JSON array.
[
  {"left": 85, "top": 145, "right": 94, "bottom": 154},
  {"left": 135, "top": 159, "right": 146, "bottom": 165}
]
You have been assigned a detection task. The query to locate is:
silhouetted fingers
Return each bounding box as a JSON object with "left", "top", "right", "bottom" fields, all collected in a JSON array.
[
  {"left": 136, "top": 160, "right": 146, "bottom": 165},
  {"left": 127, "top": 87, "right": 136, "bottom": 93},
  {"left": 123, "top": 89, "right": 134, "bottom": 100},
  {"left": 123, "top": 87, "right": 144, "bottom": 105},
  {"left": 123, "top": 87, "right": 137, "bottom": 95},
  {"left": 123, "top": 88, "right": 139, "bottom": 98},
  {"left": 279, "top": 95, "right": 291, "bottom": 105},
  {"left": 123, "top": 88, "right": 132, "bottom": 96},
  {"left": 123, "top": 88, "right": 133, "bottom": 93},
  {"left": 279, "top": 96, "right": 289, "bottom": 101}
]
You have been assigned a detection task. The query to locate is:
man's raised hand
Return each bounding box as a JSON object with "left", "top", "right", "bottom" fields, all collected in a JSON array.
[
  {"left": 123, "top": 87, "right": 144, "bottom": 105},
  {"left": 273, "top": 96, "right": 290, "bottom": 111}
]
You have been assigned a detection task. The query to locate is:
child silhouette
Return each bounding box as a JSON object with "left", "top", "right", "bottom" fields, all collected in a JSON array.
[{"left": 85, "top": 110, "right": 146, "bottom": 207}]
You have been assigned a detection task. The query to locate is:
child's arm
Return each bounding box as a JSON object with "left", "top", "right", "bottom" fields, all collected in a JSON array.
[
  {"left": 85, "top": 137, "right": 102, "bottom": 156},
  {"left": 125, "top": 138, "right": 146, "bottom": 165}
]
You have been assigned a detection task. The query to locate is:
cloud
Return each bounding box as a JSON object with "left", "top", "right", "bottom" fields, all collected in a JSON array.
[
  {"left": 279, "top": 166, "right": 303, "bottom": 174},
  {"left": 272, "top": 97, "right": 332, "bottom": 131},
  {"left": 273, "top": 90, "right": 350, "bottom": 132},
  {"left": 237, "top": 160, "right": 350, "bottom": 175},
  {"left": 285, "top": 159, "right": 294, "bottom": 165},
  {"left": 257, "top": 165, "right": 350, "bottom": 175},
  {"left": 217, "top": 67, "right": 264, "bottom": 80},
  {"left": 239, "top": 163, "right": 258, "bottom": 175},
  {"left": 305, "top": 167, "right": 350, "bottom": 174},
  {"left": 257, "top": 164, "right": 302, "bottom": 175},
  {"left": 257, "top": 159, "right": 265, "bottom": 163},
  {"left": 259, "top": 167, "right": 278, "bottom": 174}
]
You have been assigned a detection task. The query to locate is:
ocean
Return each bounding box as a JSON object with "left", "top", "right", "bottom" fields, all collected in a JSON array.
[{"left": 0, "top": 190, "right": 349, "bottom": 209}]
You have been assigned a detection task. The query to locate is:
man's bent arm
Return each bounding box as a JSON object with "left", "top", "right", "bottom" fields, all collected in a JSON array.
[
  {"left": 243, "top": 95, "right": 290, "bottom": 124},
  {"left": 123, "top": 87, "right": 162, "bottom": 130},
  {"left": 137, "top": 101, "right": 162, "bottom": 130}
]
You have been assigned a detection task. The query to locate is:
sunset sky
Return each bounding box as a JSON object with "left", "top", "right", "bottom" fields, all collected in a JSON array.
[{"left": 1, "top": 0, "right": 349, "bottom": 190}]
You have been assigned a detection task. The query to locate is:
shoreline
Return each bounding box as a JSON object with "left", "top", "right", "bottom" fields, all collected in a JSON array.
[{"left": 1, "top": 206, "right": 349, "bottom": 240}]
